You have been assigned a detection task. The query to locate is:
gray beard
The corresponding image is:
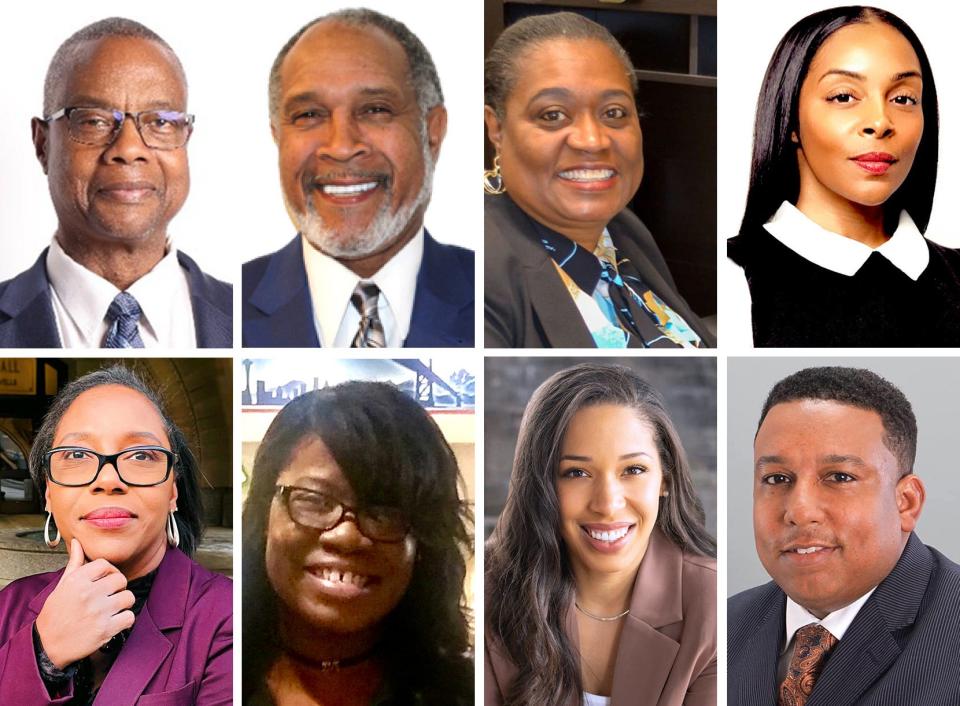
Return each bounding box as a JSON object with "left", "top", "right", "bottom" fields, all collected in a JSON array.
[{"left": 295, "top": 143, "right": 435, "bottom": 260}]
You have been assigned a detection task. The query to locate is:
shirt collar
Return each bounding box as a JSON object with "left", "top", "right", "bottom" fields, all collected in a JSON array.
[
  {"left": 783, "top": 588, "right": 876, "bottom": 652},
  {"left": 764, "top": 201, "right": 929, "bottom": 280},
  {"left": 301, "top": 229, "right": 424, "bottom": 347},
  {"left": 46, "top": 237, "right": 183, "bottom": 344}
]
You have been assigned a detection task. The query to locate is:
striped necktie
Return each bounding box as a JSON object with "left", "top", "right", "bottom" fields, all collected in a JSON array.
[
  {"left": 350, "top": 282, "right": 386, "bottom": 348},
  {"left": 103, "top": 292, "right": 145, "bottom": 348}
]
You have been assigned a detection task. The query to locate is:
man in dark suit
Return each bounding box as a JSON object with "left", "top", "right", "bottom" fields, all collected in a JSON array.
[
  {"left": 243, "top": 9, "right": 473, "bottom": 348},
  {"left": 1, "top": 18, "right": 231, "bottom": 349},
  {"left": 728, "top": 367, "right": 960, "bottom": 706}
]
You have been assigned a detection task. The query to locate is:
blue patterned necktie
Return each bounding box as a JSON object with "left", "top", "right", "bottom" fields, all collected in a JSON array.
[
  {"left": 350, "top": 282, "right": 386, "bottom": 348},
  {"left": 103, "top": 292, "right": 145, "bottom": 348}
]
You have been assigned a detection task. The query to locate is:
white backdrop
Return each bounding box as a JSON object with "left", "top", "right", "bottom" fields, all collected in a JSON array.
[
  {"left": 0, "top": 1, "right": 483, "bottom": 283},
  {"left": 717, "top": 0, "right": 960, "bottom": 336}
]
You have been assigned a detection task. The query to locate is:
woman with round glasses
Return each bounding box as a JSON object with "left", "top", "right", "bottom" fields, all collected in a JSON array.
[
  {"left": 0, "top": 365, "right": 231, "bottom": 703},
  {"left": 242, "top": 381, "right": 473, "bottom": 705}
]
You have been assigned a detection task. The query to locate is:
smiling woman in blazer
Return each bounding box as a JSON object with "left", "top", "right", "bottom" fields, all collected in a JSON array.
[
  {"left": 485, "top": 364, "right": 716, "bottom": 706},
  {"left": 0, "top": 365, "right": 232, "bottom": 704},
  {"left": 483, "top": 12, "right": 713, "bottom": 349}
]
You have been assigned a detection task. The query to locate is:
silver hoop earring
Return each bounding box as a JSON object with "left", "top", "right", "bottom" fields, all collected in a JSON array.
[
  {"left": 44, "top": 512, "right": 61, "bottom": 549},
  {"left": 167, "top": 511, "right": 180, "bottom": 547}
]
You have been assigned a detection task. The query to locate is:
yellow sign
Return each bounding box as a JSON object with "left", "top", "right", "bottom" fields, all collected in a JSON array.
[{"left": 0, "top": 360, "right": 36, "bottom": 395}]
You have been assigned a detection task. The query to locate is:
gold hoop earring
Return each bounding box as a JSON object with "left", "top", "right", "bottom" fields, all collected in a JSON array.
[
  {"left": 44, "top": 511, "right": 61, "bottom": 548},
  {"left": 483, "top": 154, "right": 505, "bottom": 195}
]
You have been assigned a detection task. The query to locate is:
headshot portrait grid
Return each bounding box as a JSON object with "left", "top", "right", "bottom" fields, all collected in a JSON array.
[
  {"left": 240, "top": 356, "right": 475, "bottom": 705},
  {"left": 727, "top": 357, "right": 960, "bottom": 705},
  {"left": 484, "top": 357, "right": 716, "bottom": 706},
  {"left": 0, "top": 358, "right": 233, "bottom": 703},
  {"left": 719, "top": 1, "right": 960, "bottom": 348}
]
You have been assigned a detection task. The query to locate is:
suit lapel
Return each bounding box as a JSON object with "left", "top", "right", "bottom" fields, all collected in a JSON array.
[
  {"left": 523, "top": 260, "right": 596, "bottom": 348},
  {"left": 178, "top": 251, "right": 232, "bottom": 347},
  {"left": 405, "top": 231, "right": 473, "bottom": 347},
  {"left": 246, "top": 236, "right": 320, "bottom": 347},
  {"left": 731, "top": 590, "right": 784, "bottom": 706},
  {"left": 808, "top": 534, "right": 933, "bottom": 706},
  {"left": 0, "top": 249, "right": 61, "bottom": 347},
  {"left": 96, "top": 604, "right": 171, "bottom": 705}
]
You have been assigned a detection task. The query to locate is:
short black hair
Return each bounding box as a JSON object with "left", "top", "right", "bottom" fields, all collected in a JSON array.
[
  {"left": 758, "top": 366, "right": 917, "bottom": 475},
  {"left": 28, "top": 364, "right": 204, "bottom": 555},
  {"left": 43, "top": 17, "right": 186, "bottom": 116},
  {"left": 738, "top": 6, "right": 938, "bottom": 236},
  {"left": 242, "top": 381, "right": 473, "bottom": 704}
]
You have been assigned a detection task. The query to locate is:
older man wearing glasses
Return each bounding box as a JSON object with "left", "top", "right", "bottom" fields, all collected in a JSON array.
[{"left": 0, "top": 17, "right": 231, "bottom": 348}]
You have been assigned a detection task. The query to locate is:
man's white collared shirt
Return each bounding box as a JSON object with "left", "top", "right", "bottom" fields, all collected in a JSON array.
[
  {"left": 301, "top": 229, "right": 424, "bottom": 348},
  {"left": 45, "top": 237, "right": 197, "bottom": 348},
  {"left": 776, "top": 589, "right": 876, "bottom": 682}
]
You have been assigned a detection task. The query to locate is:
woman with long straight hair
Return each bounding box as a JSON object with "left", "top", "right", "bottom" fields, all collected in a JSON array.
[{"left": 485, "top": 364, "right": 716, "bottom": 706}]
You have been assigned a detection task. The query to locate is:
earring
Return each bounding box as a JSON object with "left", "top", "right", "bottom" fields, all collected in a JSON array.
[
  {"left": 167, "top": 510, "right": 180, "bottom": 547},
  {"left": 44, "top": 511, "right": 61, "bottom": 549},
  {"left": 483, "top": 154, "right": 505, "bottom": 195}
]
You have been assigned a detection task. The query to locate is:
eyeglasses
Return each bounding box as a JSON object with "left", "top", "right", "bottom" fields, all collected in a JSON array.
[
  {"left": 45, "top": 446, "right": 177, "bottom": 487},
  {"left": 43, "top": 107, "right": 195, "bottom": 149},
  {"left": 275, "top": 485, "right": 409, "bottom": 543}
]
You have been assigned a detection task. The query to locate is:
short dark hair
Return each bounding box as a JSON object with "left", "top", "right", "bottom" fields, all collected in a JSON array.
[
  {"left": 758, "top": 366, "right": 917, "bottom": 475},
  {"left": 43, "top": 17, "right": 186, "bottom": 116},
  {"left": 738, "top": 6, "right": 938, "bottom": 235},
  {"left": 486, "top": 363, "right": 714, "bottom": 705},
  {"left": 28, "top": 364, "right": 204, "bottom": 556},
  {"left": 485, "top": 11, "right": 639, "bottom": 120},
  {"left": 268, "top": 8, "right": 443, "bottom": 125},
  {"left": 242, "top": 381, "right": 473, "bottom": 704}
]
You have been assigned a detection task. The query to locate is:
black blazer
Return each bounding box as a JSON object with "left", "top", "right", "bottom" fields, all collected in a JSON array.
[
  {"left": 728, "top": 533, "right": 960, "bottom": 705},
  {"left": 242, "top": 232, "right": 474, "bottom": 347},
  {"left": 484, "top": 193, "right": 713, "bottom": 348},
  {"left": 0, "top": 248, "right": 232, "bottom": 348}
]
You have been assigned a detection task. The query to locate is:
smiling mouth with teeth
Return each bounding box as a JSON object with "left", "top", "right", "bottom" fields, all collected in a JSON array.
[
  {"left": 790, "top": 546, "right": 831, "bottom": 555},
  {"left": 318, "top": 182, "right": 380, "bottom": 195},
  {"left": 558, "top": 168, "right": 616, "bottom": 182},
  {"left": 584, "top": 526, "right": 631, "bottom": 542},
  {"left": 315, "top": 567, "right": 372, "bottom": 588}
]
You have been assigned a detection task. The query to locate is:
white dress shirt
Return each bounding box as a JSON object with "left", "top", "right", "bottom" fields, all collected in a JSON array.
[
  {"left": 583, "top": 692, "right": 612, "bottom": 706},
  {"left": 46, "top": 237, "right": 197, "bottom": 348},
  {"left": 725, "top": 201, "right": 930, "bottom": 348},
  {"left": 776, "top": 589, "right": 876, "bottom": 683},
  {"left": 301, "top": 229, "right": 424, "bottom": 348}
]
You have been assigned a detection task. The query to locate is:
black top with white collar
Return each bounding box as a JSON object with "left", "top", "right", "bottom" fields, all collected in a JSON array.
[{"left": 728, "top": 226, "right": 960, "bottom": 347}]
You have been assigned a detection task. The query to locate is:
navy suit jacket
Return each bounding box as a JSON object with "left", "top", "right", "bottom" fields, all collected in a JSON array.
[
  {"left": 728, "top": 533, "right": 960, "bottom": 705},
  {"left": 242, "top": 232, "right": 474, "bottom": 347},
  {"left": 0, "top": 249, "right": 232, "bottom": 348}
]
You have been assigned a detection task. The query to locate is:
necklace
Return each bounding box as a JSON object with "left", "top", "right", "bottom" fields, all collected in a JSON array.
[
  {"left": 575, "top": 601, "right": 630, "bottom": 622},
  {"left": 285, "top": 645, "right": 378, "bottom": 672}
]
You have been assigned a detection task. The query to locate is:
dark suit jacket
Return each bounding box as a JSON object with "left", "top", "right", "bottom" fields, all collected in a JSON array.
[
  {"left": 242, "top": 232, "right": 474, "bottom": 347},
  {"left": 0, "top": 249, "right": 232, "bottom": 348},
  {"left": 484, "top": 193, "right": 714, "bottom": 348},
  {"left": 485, "top": 529, "right": 717, "bottom": 706},
  {"left": 0, "top": 547, "right": 232, "bottom": 705},
  {"left": 728, "top": 533, "right": 960, "bottom": 705}
]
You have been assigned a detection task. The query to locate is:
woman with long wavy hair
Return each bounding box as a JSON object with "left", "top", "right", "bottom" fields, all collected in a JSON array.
[
  {"left": 242, "top": 381, "right": 473, "bottom": 705},
  {"left": 485, "top": 363, "right": 716, "bottom": 706}
]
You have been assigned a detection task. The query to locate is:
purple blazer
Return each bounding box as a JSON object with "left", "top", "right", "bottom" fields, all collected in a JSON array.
[{"left": 0, "top": 547, "right": 232, "bottom": 705}]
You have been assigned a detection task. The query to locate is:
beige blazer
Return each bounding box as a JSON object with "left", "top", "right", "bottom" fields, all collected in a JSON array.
[{"left": 485, "top": 528, "right": 716, "bottom": 706}]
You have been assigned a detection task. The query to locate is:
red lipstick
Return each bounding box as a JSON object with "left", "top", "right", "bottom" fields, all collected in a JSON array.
[{"left": 850, "top": 152, "right": 897, "bottom": 175}]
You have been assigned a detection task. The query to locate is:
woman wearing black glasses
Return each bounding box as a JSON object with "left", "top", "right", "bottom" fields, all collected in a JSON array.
[
  {"left": 242, "top": 381, "right": 474, "bottom": 706},
  {"left": 0, "top": 364, "right": 231, "bottom": 704}
]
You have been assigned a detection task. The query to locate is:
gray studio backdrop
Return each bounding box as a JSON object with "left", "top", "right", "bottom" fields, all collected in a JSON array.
[
  {"left": 727, "top": 357, "right": 960, "bottom": 597},
  {"left": 484, "top": 356, "right": 716, "bottom": 540}
]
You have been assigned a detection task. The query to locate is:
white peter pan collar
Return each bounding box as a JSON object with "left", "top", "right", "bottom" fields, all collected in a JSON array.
[{"left": 764, "top": 201, "right": 929, "bottom": 281}]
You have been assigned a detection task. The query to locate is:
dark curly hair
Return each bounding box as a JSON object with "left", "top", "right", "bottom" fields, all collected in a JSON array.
[
  {"left": 758, "top": 366, "right": 916, "bottom": 475},
  {"left": 242, "top": 381, "right": 473, "bottom": 703}
]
